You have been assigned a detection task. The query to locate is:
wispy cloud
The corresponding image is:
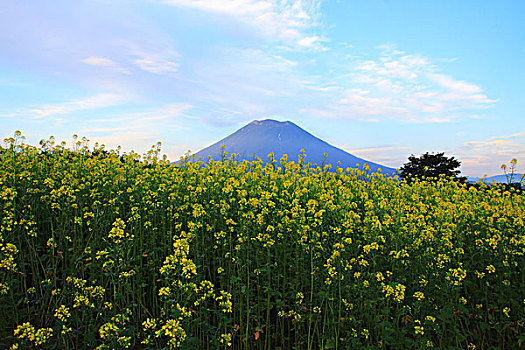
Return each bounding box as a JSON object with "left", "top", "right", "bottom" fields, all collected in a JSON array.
[
  {"left": 345, "top": 144, "right": 411, "bottom": 168},
  {"left": 80, "top": 56, "right": 130, "bottom": 74},
  {"left": 489, "top": 131, "right": 525, "bottom": 140},
  {"left": 0, "top": 1, "right": 184, "bottom": 95},
  {"left": 1, "top": 99, "right": 192, "bottom": 158},
  {"left": 78, "top": 104, "right": 193, "bottom": 159},
  {"left": 89, "top": 131, "right": 163, "bottom": 152},
  {"left": 86, "top": 104, "right": 192, "bottom": 129},
  {"left": 303, "top": 45, "right": 498, "bottom": 123},
  {"left": 27, "top": 93, "right": 128, "bottom": 119},
  {"left": 297, "top": 35, "right": 327, "bottom": 50},
  {"left": 181, "top": 47, "right": 314, "bottom": 125},
  {"left": 357, "top": 53, "right": 430, "bottom": 81},
  {"left": 457, "top": 134, "right": 525, "bottom": 176},
  {"left": 427, "top": 73, "right": 482, "bottom": 94},
  {"left": 344, "top": 136, "right": 524, "bottom": 177},
  {"left": 135, "top": 58, "right": 179, "bottom": 74},
  {"left": 159, "top": 0, "right": 323, "bottom": 47},
  {"left": 133, "top": 50, "right": 180, "bottom": 74}
]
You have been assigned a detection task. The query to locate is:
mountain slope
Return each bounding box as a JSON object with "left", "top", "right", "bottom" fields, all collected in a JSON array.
[
  {"left": 467, "top": 174, "right": 524, "bottom": 184},
  {"left": 192, "top": 119, "right": 396, "bottom": 174}
]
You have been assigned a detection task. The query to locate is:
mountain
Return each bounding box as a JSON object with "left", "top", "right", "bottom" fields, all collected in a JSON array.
[
  {"left": 467, "top": 174, "right": 523, "bottom": 184},
  {"left": 191, "top": 119, "right": 396, "bottom": 174}
]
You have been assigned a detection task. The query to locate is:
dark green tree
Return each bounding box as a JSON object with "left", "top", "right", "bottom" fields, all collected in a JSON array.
[{"left": 399, "top": 152, "right": 466, "bottom": 183}]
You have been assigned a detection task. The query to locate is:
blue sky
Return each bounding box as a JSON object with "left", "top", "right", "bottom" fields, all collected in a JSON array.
[{"left": 1, "top": 0, "right": 524, "bottom": 177}]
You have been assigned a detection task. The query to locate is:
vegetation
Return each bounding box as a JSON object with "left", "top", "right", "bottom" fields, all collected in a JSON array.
[
  {"left": 502, "top": 158, "right": 522, "bottom": 185},
  {"left": 399, "top": 152, "right": 466, "bottom": 183},
  {"left": 1, "top": 133, "right": 524, "bottom": 349}
]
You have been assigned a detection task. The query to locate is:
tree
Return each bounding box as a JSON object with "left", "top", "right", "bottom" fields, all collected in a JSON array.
[{"left": 399, "top": 152, "right": 466, "bottom": 183}]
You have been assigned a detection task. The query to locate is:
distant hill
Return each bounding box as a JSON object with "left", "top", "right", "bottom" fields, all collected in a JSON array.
[
  {"left": 191, "top": 119, "right": 396, "bottom": 174},
  {"left": 467, "top": 174, "right": 524, "bottom": 184}
]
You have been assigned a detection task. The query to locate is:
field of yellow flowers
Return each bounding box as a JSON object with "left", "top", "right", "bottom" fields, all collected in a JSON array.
[{"left": 1, "top": 133, "right": 524, "bottom": 349}]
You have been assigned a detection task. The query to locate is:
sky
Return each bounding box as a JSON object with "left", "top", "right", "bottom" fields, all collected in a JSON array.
[{"left": 1, "top": 0, "right": 524, "bottom": 177}]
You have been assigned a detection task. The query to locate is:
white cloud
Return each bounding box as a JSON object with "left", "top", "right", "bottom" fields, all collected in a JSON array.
[
  {"left": 28, "top": 93, "right": 127, "bottom": 119},
  {"left": 160, "top": 0, "right": 323, "bottom": 47},
  {"left": 135, "top": 57, "right": 179, "bottom": 74},
  {"left": 88, "top": 131, "right": 163, "bottom": 152},
  {"left": 297, "top": 35, "right": 326, "bottom": 50},
  {"left": 80, "top": 56, "right": 130, "bottom": 74},
  {"left": 490, "top": 131, "right": 525, "bottom": 140},
  {"left": 183, "top": 47, "right": 316, "bottom": 125},
  {"left": 341, "top": 134, "right": 524, "bottom": 177},
  {"left": 314, "top": 45, "right": 498, "bottom": 122},
  {"left": 457, "top": 135, "right": 525, "bottom": 176},
  {"left": 0, "top": 1, "right": 185, "bottom": 94},
  {"left": 427, "top": 73, "right": 482, "bottom": 94},
  {"left": 162, "top": 0, "right": 273, "bottom": 15},
  {"left": 339, "top": 94, "right": 396, "bottom": 115},
  {"left": 345, "top": 144, "right": 410, "bottom": 168},
  {"left": 357, "top": 54, "right": 430, "bottom": 81},
  {"left": 114, "top": 40, "right": 180, "bottom": 75},
  {"left": 77, "top": 103, "right": 193, "bottom": 159},
  {"left": 85, "top": 104, "right": 192, "bottom": 130}
]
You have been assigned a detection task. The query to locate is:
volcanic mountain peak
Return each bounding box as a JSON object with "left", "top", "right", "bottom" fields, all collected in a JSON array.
[
  {"left": 193, "top": 119, "right": 395, "bottom": 174},
  {"left": 242, "top": 119, "right": 299, "bottom": 132},
  {"left": 250, "top": 119, "right": 290, "bottom": 126}
]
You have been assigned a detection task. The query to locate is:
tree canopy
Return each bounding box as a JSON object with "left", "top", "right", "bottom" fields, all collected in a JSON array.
[{"left": 399, "top": 152, "right": 466, "bottom": 182}]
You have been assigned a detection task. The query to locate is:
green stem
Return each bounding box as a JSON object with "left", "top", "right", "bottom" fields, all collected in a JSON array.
[{"left": 307, "top": 247, "right": 314, "bottom": 350}]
